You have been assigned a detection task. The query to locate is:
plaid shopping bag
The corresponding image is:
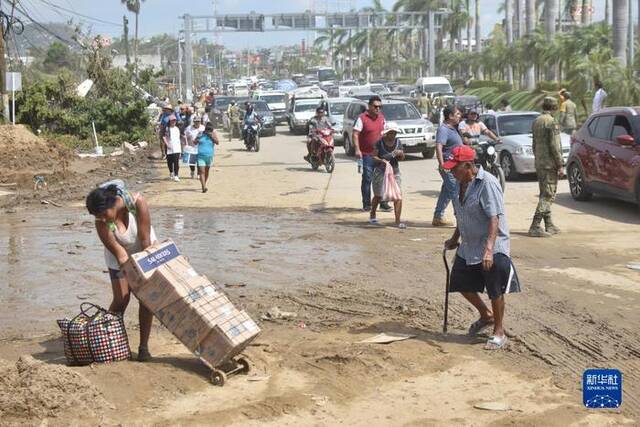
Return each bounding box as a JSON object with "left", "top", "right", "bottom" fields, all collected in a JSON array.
[{"left": 57, "top": 303, "right": 131, "bottom": 366}]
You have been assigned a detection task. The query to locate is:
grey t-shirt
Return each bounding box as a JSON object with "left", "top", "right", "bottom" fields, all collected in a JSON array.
[
  {"left": 452, "top": 167, "right": 510, "bottom": 265},
  {"left": 436, "top": 123, "right": 464, "bottom": 160}
]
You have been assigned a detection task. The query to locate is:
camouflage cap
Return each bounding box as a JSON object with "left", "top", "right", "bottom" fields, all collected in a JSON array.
[{"left": 542, "top": 96, "right": 558, "bottom": 110}]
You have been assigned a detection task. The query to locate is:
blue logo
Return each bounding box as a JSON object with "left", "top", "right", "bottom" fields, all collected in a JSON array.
[
  {"left": 583, "top": 369, "right": 622, "bottom": 409},
  {"left": 138, "top": 243, "right": 180, "bottom": 273}
]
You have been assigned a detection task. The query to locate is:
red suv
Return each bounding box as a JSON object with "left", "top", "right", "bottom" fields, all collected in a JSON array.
[{"left": 567, "top": 107, "right": 640, "bottom": 206}]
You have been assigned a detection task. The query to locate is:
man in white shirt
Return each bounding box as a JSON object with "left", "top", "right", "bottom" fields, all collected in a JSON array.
[{"left": 592, "top": 81, "right": 607, "bottom": 113}]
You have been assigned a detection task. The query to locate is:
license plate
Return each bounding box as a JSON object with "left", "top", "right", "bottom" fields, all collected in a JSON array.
[{"left": 401, "top": 137, "right": 424, "bottom": 146}]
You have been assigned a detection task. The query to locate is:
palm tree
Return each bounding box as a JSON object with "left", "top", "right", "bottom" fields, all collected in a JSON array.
[
  {"left": 475, "top": 0, "right": 481, "bottom": 53},
  {"left": 466, "top": 0, "right": 472, "bottom": 52},
  {"left": 121, "top": 0, "right": 145, "bottom": 73},
  {"left": 544, "top": 0, "right": 558, "bottom": 80},
  {"left": 524, "top": 0, "right": 536, "bottom": 88},
  {"left": 612, "top": 0, "right": 629, "bottom": 65},
  {"left": 505, "top": 0, "right": 514, "bottom": 85}
]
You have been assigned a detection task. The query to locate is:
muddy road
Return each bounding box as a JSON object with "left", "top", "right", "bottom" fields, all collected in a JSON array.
[{"left": 1, "top": 128, "right": 638, "bottom": 426}]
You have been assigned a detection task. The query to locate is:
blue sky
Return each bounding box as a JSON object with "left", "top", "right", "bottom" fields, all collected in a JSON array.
[{"left": 21, "top": 0, "right": 608, "bottom": 50}]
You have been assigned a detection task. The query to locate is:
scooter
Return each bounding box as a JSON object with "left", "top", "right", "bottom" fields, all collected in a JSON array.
[
  {"left": 307, "top": 128, "right": 335, "bottom": 173},
  {"left": 243, "top": 121, "right": 261, "bottom": 152},
  {"left": 464, "top": 133, "right": 506, "bottom": 192}
]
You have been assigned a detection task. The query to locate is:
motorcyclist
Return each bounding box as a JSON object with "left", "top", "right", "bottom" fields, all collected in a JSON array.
[
  {"left": 458, "top": 108, "right": 500, "bottom": 145},
  {"left": 305, "top": 106, "right": 333, "bottom": 162},
  {"left": 227, "top": 100, "right": 241, "bottom": 140},
  {"left": 242, "top": 103, "right": 261, "bottom": 143}
]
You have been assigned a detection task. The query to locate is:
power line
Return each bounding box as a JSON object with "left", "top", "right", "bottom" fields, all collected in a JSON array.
[
  {"left": 36, "top": 0, "right": 123, "bottom": 27},
  {"left": 14, "top": 1, "right": 83, "bottom": 47}
]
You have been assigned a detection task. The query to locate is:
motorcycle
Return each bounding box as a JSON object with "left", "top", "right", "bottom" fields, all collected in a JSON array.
[
  {"left": 307, "top": 128, "right": 335, "bottom": 173},
  {"left": 243, "top": 120, "right": 261, "bottom": 152},
  {"left": 464, "top": 133, "right": 506, "bottom": 192}
]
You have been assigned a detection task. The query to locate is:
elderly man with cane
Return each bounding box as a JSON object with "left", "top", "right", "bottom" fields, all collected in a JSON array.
[{"left": 443, "top": 145, "right": 521, "bottom": 350}]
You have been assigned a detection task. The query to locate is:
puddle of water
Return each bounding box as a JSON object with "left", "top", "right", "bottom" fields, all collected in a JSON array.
[{"left": 0, "top": 208, "right": 357, "bottom": 338}]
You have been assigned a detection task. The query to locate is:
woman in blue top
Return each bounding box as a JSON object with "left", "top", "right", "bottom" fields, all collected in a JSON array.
[{"left": 194, "top": 122, "right": 219, "bottom": 193}]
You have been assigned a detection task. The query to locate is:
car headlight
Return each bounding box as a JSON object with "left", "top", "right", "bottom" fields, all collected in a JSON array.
[{"left": 524, "top": 146, "right": 534, "bottom": 155}]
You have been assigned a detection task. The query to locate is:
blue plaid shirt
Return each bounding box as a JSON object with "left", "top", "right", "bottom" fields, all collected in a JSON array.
[{"left": 452, "top": 167, "right": 510, "bottom": 265}]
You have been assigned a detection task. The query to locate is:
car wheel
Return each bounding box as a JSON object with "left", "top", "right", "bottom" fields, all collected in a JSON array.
[
  {"left": 344, "top": 134, "right": 354, "bottom": 156},
  {"left": 568, "top": 162, "right": 593, "bottom": 201},
  {"left": 500, "top": 152, "right": 519, "bottom": 181},
  {"left": 422, "top": 147, "right": 436, "bottom": 159}
]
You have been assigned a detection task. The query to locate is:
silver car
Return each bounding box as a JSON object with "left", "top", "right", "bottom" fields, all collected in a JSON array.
[
  {"left": 342, "top": 99, "right": 436, "bottom": 158},
  {"left": 325, "top": 97, "right": 355, "bottom": 144},
  {"left": 480, "top": 111, "right": 571, "bottom": 180}
]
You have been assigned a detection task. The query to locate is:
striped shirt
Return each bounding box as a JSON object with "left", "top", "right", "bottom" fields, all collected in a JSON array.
[{"left": 452, "top": 167, "right": 510, "bottom": 265}]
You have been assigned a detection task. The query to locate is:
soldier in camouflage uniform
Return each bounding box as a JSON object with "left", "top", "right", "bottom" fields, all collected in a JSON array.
[{"left": 528, "top": 97, "right": 564, "bottom": 237}]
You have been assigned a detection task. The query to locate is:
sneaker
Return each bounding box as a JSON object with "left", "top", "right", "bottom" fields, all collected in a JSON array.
[
  {"left": 173, "top": 176, "right": 180, "bottom": 182},
  {"left": 432, "top": 217, "right": 452, "bottom": 227},
  {"left": 363, "top": 205, "right": 372, "bottom": 212},
  {"left": 380, "top": 202, "right": 393, "bottom": 212},
  {"left": 169, "top": 173, "right": 174, "bottom": 181}
]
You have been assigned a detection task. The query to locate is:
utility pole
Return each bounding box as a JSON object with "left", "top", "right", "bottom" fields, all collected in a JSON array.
[
  {"left": 178, "top": 36, "right": 183, "bottom": 100},
  {"left": 123, "top": 16, "right": 130, "bottom": 67},
  {"left": 184, "top": 14, "right": 194, "bottom": 102}
]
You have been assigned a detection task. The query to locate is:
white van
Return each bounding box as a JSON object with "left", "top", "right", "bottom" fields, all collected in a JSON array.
[
  {"left": 415, "top": 77, "right": 454, "bottom": 96},
  {"left": 254, "top": 91, "right": 287, "bottom": 123}
]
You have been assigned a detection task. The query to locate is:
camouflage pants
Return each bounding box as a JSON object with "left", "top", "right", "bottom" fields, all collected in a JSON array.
[{"left": 535, "top": 169, "right": 558, "bottom": 216}]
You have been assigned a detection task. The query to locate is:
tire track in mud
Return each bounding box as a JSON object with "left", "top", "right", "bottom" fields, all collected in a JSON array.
[{"left": 506, "top": 287, "right": 640, "bottom": 416}]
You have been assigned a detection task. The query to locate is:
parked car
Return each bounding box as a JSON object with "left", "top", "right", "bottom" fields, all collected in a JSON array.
[
  {"left": 479, "top": 111, "right": 571, "bottom": 180},
  {"left": 324, "top": 97, "right": 356, "bottom": 145},
  {"left": 567, "top": 107, "right": 640, "bottom": 206},
  {"left": 208, "top": 96, "right": 236, "bottom": 128},
  {"left": 342, "top": 99, "right": 436, "bottom": 158},
  {"left": 238, "top": 99, "right": 276, "bottom": 137}
]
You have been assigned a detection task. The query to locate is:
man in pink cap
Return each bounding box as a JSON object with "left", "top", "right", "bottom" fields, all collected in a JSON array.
[{"left": 443, "top": 145, "right": 521, "bottom": 350}]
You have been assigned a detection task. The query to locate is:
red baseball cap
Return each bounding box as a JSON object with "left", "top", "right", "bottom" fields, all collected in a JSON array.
[{"left": 443, "top": 145, "right": 475, "bottom": 170}]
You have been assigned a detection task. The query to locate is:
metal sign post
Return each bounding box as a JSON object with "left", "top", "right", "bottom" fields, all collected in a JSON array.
[{"left": 5, "top": 72, "right": 21, "bottom": 125}]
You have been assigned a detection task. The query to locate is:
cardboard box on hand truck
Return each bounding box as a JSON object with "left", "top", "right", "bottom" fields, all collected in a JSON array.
[{"left": 121, "top": 240, "right": 260, "bottom": 370}]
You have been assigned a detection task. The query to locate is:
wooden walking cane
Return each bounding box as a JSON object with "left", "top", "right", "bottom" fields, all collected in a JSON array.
[{"left": 442, "top": 247, "right": 451, "bottom": 334}]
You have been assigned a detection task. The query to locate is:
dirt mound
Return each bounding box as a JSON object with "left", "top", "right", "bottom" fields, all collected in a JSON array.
[
  {"left": 0, "top": 355, "right": 110, "bottom": 426},
  {"left": 1, "top": 125, "right": 72, "bottom": 187}
]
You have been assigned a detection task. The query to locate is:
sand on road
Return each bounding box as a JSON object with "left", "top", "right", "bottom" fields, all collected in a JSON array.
[{"left": 1, "top": 128, "right": 638, "bottom": 426}]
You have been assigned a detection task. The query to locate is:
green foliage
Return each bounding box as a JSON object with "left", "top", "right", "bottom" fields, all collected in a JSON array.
[
  {"left": 466, "top": 80, "right": 512, "bottom": 92},
  {"left": 42, "top": 42, "right": 75, "bottom": 73},
  {"left": 16, "top": 68, "right": 150, "bottom": 147}
]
